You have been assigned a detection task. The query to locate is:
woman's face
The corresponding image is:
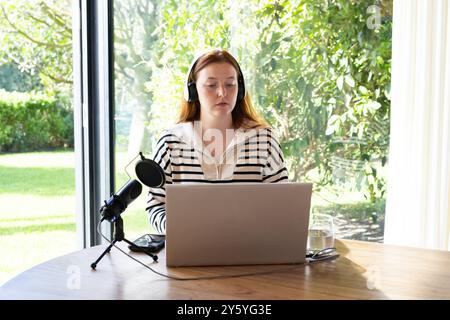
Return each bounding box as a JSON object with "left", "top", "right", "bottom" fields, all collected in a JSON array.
[{"left": 195, "top": 62, "right": 239, "bottom": 121}]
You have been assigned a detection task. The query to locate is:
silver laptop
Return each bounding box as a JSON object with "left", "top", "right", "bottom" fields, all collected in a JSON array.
[{"left": 165, "top": 183, "right": 312, "bottom": 267}]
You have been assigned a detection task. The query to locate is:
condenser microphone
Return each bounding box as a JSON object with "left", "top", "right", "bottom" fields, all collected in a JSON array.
[
  {"left": 92, "top": 153, "right": 165, "bottom": 269},
  {"left": 99, "top": 152, "right": 165, "bottom": 223},
  {"left": 100, "top": 179, "right": 142, "bottom": 222}
]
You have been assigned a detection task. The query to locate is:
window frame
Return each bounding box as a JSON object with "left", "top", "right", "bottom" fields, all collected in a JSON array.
[{"left": 73, "top": 0, "right": 115, "bottom": 248}]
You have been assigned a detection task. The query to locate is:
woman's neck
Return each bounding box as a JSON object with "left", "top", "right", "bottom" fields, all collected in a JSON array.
[
  {"left": 200, "top": 116, "right": 235, "bottom": 134},
  {"left": 198, "top": 116, "right": 236, "bottom": 159}
]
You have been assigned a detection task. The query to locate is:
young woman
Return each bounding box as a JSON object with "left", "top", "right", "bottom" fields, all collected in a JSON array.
[{"left": 147, "top": 49, "right": 288, "bottom": 234}]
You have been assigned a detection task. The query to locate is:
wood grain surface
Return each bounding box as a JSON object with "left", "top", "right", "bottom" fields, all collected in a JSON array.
[{"left": 1, "top": 239, "right": 449, "bottom": 300}]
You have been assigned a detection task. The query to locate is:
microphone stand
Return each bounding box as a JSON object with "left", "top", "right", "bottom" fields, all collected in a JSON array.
[{"left": 91, "top": 216, "right": 158, "bottom": 269}]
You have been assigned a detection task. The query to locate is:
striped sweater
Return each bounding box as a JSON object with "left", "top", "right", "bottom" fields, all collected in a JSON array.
[{"left": 146, "top": 121, "right": 289, "bottom": 234}]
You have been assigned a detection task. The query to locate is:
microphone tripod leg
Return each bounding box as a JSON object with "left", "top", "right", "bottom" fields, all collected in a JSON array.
[
  {"left": 123, "top": 238, "right": 158, "bottom": 262},
  {"left": 91, "top": 240, "right": 117, "bottom": 269}
]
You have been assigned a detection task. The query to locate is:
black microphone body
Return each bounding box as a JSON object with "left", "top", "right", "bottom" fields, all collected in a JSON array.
[{"left": 100, "top": 179, "right": 142, "bottom": 222}]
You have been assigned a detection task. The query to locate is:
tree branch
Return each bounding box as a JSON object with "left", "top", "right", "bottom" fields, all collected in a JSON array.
[
  {"left": 0, "top": 5, "right": 71, "bottom": 49},
  {"left": 39, "top": 68, "right": 73, "bottom": 84},
  {"left": 39, "top": 1, "right": 71, "bottom": 33},
  {"left": 24, "top": 11, "right": 52, "bottom": 28}
]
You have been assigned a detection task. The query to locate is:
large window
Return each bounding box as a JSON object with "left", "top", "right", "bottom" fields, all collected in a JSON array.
[
  {"left": 0, "top": 0, "right": 75, "bottom": 284},
  {"left": 113, "top": 0, "right": 392, "bottom": 242}
]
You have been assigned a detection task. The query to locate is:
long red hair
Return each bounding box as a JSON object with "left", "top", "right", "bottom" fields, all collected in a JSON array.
[{"left": 177, "top": 49, "right": 269, "bottom": 129}]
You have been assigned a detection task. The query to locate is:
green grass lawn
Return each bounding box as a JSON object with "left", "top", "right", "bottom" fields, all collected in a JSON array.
[
  {"left": 0, "top": 151, "right": 76, "bottom": 285},
  {"left": 0, "top": 150, "right": 153, "bottom": 285}
]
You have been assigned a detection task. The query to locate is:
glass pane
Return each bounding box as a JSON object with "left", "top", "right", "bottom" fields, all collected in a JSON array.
[
  {"left": 113, "top": 0, "right": 392, "bottom": 242},
  {"left": 0, "top": 0, "right": 75, "bottom": 284}
]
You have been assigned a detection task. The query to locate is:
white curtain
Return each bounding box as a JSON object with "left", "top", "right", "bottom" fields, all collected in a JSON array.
[{"left": 385, "top": 0, "right": 450, "bottom": 250}]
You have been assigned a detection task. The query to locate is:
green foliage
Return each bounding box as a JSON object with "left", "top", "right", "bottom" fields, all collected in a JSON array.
[
  {"left": 0, "top": 62, "right": 43, "bottom": 92},
  {"left": 0, "top": 90, "right": 73, "bottom": 151},
  {"left": 0, "top": 1, "right": 74, "bottom": 153},
  {"left": 0, "top": 0, "right": 392, "bottom": 204},
  {"left": 251, "top": 0, "right": 392, "bottom": 203},
  {"left": 143, "top": 0, "right": 392, "bottom": 204},
  {"left": 0, "top": 0, "right": 72, "bottom": 92},
  {"left": 314, "top": 198, "right": 386, "bottom": 224}
]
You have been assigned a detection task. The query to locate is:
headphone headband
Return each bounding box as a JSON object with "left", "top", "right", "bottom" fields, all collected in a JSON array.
[{"left": 183, "top": 49, "right": 246, "bottom": 103}]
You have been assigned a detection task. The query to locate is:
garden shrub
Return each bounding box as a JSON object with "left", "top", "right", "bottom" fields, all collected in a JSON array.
[{"left": 0, "top": 89, "right": 73, "bottom": 152}]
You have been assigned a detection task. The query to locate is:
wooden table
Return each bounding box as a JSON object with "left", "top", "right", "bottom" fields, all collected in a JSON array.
[{"left": 1, "top": 239, "right": 449, "bottom": 300}]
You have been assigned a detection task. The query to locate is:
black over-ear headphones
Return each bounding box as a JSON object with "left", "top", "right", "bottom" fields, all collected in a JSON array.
[{"left": 184, "top": 50, "right": 246, "bottom": 103}]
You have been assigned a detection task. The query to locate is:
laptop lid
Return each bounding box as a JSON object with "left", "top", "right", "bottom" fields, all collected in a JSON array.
[{"left": 165, "top": 182, "right": 312, "bottom": 267}]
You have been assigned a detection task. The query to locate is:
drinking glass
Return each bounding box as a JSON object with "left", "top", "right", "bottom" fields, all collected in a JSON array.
[{"left": 307, "top": 214, "right": 335, "bottom": 254}]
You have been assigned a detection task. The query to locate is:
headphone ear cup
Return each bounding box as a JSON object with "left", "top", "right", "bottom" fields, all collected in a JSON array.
[
  {"left": 187, "top": 82, "right": 199, "bottom": 102},
  {"left": 237, "top": 78, "right": 245, "bottom": 102}
]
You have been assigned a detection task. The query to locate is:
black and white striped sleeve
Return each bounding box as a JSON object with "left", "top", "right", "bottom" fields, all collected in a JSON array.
[
  {"left": 262, "top": 131, "right": 289, "bottom": 183},
  {"left": 146, "top": 133, "right": 173, "bottom": 234}
]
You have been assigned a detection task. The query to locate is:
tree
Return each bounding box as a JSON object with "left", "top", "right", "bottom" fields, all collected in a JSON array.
[
  {"left": 113, "top": 0, "right": 164, "bottom": 156},
  {"left": 251, "top": 0, "right": 392, "bottom": 203},
  {"left": 0, "top": 0, "right": 393, "bottom": 204},
  {"left": 146, "top": 0, "right": 392, "bottom": 204},
  {"left": 0, "top": 0, "right": 72, "bottom": 94}
]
